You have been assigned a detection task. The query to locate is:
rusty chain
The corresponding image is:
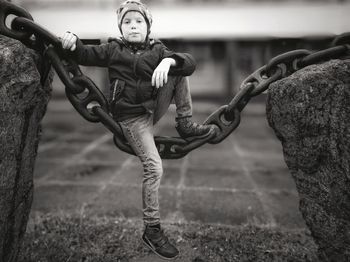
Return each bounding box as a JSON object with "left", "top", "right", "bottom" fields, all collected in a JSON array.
[{"left": 1, "top": 0, "right": 350, "bottom": 159}]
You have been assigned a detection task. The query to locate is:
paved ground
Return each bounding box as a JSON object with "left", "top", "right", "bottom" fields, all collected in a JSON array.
[
  {"left": 28, "top": 97, "right": 308, "bottom": 261},
  {"left": 30, "top": 97, "right": 306, "bottom": 233},
  {"left": 32, "top": 96, "right": 304, "bottom": 231}
]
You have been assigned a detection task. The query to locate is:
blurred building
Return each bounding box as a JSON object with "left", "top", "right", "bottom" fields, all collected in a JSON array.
[
  {"left": 11, "top": 0, "right": 350, "bottom": 8},
  {"left": 9, "top": 0, "right": 350, "bottom": 102}
]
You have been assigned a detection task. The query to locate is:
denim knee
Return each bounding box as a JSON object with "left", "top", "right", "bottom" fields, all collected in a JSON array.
[
  {"left": 170, "top": 75, "right": 184, "bottom": 88},
  {"left": 143, "top": 156, "right": 163, "bottom": 181}
]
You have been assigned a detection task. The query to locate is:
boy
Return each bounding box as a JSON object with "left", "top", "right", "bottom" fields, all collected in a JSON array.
[{"left": 61, "top": 0, "right": 214, "bottom": 259}]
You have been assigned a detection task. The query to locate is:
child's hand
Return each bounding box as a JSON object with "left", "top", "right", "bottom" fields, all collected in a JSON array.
[
  {"left": 152, "top": 58, "right": 176, "bottom": 89},
  {"left": 60, "top": 31, "right": 77, "bottom": 51}
]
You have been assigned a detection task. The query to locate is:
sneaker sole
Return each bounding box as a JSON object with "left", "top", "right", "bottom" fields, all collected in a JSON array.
[
  {"left": 182, "top": 126, "right": 215, "bottom": 142},
  {"left": 142, "top": 237, "right": 179, "bottom": 260}
]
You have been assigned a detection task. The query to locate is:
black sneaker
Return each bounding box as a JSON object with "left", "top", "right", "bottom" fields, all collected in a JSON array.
[
  {"left": 175, "top": 117, "right": 215, "bottom": 142},
  {"left": 142, "top": 226, "right": 179, "bottom": 260}
]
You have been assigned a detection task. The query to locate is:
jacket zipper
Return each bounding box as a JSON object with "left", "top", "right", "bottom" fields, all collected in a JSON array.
[
  {"left": 133, "top": 51, "right": 143, "bottom": 103},
  {"left": 112, "top": 79, "right": 119, "bottom": 101},
  {"left": 136, "top": 79, "right": 142, "bottom": 103},
  {"left": 133, "top": 51, "right": 140, "bottom": 77}
]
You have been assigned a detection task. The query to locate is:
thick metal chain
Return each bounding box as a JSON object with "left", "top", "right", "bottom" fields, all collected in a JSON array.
[{"left": 1, "top": 1, "right": 349, "bottom": 159}]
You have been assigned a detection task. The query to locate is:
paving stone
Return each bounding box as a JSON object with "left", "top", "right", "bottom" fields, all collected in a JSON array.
[
  {"left": 45, "top": 115, "right": 109, "bottom": 136},
  {"left": 82, "top": 146, "right": 130, "bottom": 165},
  {"left": 180, "top": 190, "right": 268, "bottom": 225},
  {"left": 240, "top": 153, "right": 288, "bottom": 171},
  {"left": 85, "top": 185, "right": 141, "bottom": 218},
  {"left": 235, "top": 120, "right": 275, "bottom": 140},
  {"left": 85, "top": 185, "right": 177, "bottom": 220},
  {"left": 262, "top": 191, "right": 306, "bottom": 229},
  {"left": 36, "top": 144, "right": 85, "bottom": 161},
  {"left": 154, "top": 122, "right": 177, "bottom": 137},
  {"left": 162, "top": 159, "right": 184, "bottom": 169},
  {"left": 162, "top": 166, "right": 182, "bottom": 186},
  {"left": 100, "top": 137, "right": 123, "bottom": 149},
  {"left": 49, "top": 112, "right": 105, "bottom": 136},
  {"left": 32, "top": 184, "right": 99, "bottom": 213},
  {"left": 231, "top": 109, "right": 277, "bottom": 137},
  {"left": 233, "top": 136, "right": 283, "bottom": 155},
  {"left": 112, "top": 164, "right": 181, "bottom": 186},
  {"left": 185, "top": 167, "right": 253, "bottom": 190},
  {"left": 59, "top": 134, "right": 106, "bottom": 144},
  {"left": 200, "top": 136, "right": 235, "bottom": 151},
  {"left": 33, "top": 159, "right": 65, "bottom": 179},
  {"left": 44, "top": 103, "right": 84, "bottom": 119},
  {"left": 42, "top": 118, "right": 81, "bottom": 134},
  {"left": 109, "top": 164, "right": 141, "bottom": 185},
  {"left": 250, "top": 168, "right": 297, "bottom": 190},
  {"left": 39, "top": 132, "right": 61, "bottom": 143},
  {"left": 188, "top": 148, "right": 242, "bottom": 169},
  {"left": 45, "top": 163, "right": 118, "bottom": 183},
  {"left": 41, "top": 113, "right": 92, "bottom": 136}
]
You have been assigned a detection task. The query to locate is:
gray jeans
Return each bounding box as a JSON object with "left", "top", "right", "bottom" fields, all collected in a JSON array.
[{"left": 119, "top": 76, "right": 192, "bottom": 225}]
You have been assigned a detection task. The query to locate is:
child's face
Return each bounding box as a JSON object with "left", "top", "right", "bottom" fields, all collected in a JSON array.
[{"left": 121, "top": 11, "right": 148, "bottom": 43}]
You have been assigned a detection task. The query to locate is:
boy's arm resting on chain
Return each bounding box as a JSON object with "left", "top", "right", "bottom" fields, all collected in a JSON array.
[
  {"left": 152, "top": 57, "right": 177, "bottom": 88},
  {"left": 160, "top": 45, "right": 196, "bottom": 76},
  {"left": 61, "top": 31, "right": 112, "bottom": 67}
]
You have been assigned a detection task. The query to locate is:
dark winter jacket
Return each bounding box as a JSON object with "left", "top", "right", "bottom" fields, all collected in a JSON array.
[{"left": 71, "top": 37, "right": 196, "bottom": 121}]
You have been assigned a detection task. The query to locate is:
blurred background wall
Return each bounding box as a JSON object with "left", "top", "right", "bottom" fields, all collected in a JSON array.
[{"left": 9, "top": 0, "right": 350, "bottom": 103}]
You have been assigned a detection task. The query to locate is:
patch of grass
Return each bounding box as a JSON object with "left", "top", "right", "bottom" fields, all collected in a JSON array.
[{"left": 19, "top": 214, "right": 318, "bottom": 262}]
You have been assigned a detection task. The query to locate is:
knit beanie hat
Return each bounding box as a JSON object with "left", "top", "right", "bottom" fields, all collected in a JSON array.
[{"left": 116, "top": 0, "right": 153, "bottom": 35}]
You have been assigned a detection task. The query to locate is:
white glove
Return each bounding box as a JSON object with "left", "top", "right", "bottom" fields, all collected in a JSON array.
[
  {"left": 152, "top": 58, "right": 176, "bottom": 88},
  {"left": 60, "top": 31, "right": 77, "bottom": 51}
]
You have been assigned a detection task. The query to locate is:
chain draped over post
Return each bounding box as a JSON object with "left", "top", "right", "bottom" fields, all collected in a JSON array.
[{"left": 1, "top": 0, "right": 349, "bottom": 159}]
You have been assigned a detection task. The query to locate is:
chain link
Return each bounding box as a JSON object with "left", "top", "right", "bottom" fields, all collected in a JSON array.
[
  {"left": 265, "top": 49, "right": 312, "bottom": 76},
  {"left": 240, "top": 64, "right": 285, "bottom": 97},
  {"left": 298, "top": 45, "right": 350, "bottom": 68},
  {"left": 44, "top": 47, "right": 84, "bottom": 93},
  {"left": 12, "top": 16, "right": 61, "bottom": 51},
  {"left": 0, "top": 1, "right": 33, "bottom": 41},
  {"left": 226, "top": 83, "right": 255, "bottom": 115},
  {"left": 331, "top": 32, "right": 350, "bottom": 47},
  {"left": 204, "top": 106, "right": 240, "bottom": 144},
  {"left": 1, "top": 1, "right": 349, "bottom": 159}
]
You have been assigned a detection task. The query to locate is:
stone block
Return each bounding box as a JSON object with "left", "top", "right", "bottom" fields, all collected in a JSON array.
[
  {"left": 0, "top": 35, "right": 52, "bottom": 261},
  {"left": 267, "top": 59, "right": 350, "bottom": 261}
]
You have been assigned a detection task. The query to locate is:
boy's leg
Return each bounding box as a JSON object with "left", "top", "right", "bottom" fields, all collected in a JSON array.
[
  {"left": 153, "top": 76, "right": 190, "bottom": 125},
  {"left": 119, "top": 114, "right": 162, "bottom": 225},
  {"left": 119, "top": 114, "right": 179, "bottom": 259},
  {"left": 154, "top": 76, "right": 215, "bottom": 141}
]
